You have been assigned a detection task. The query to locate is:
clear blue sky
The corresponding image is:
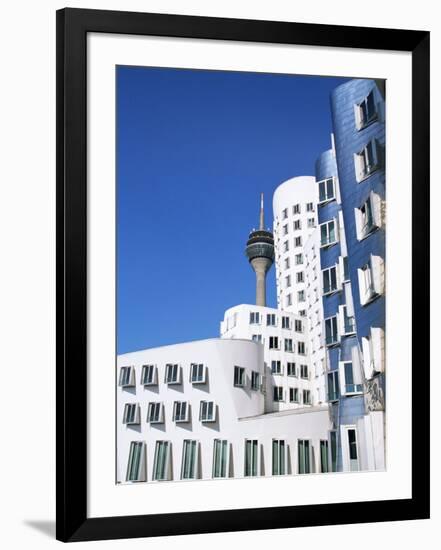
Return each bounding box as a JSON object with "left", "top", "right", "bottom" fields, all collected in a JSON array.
[{"left": 117, "top": 66, "right": 349, "bottom": 353}]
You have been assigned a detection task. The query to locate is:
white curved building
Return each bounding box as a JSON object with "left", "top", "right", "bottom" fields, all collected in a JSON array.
[{"left": 273, "top": 176, "right": 318, "bottom": 315}]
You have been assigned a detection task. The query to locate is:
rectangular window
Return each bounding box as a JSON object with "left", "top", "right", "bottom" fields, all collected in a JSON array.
[
  {"left": 355, "top": 90, "right": 377, "bottom": 129},
  {"left": 285, "top": 275, "right": 291, "bottom": 288},
  {"left": 252, "top": 334, "right": 262, "bottom": 343},
  {"left": 300, "top": 364, "right": 308, "bottom": 379},
  {"left": 283, "top": 223, "right": 288, "bottom": 235},
  {"left": 249, "top": 311, "right": 260, "bottom": 324},
  {"left": 295, "top": 253, "right": 303, "bottom": 265},
  {"left": 123, "top": 403, "right": 139, "bottom": 425},
  {"left": 282, "top": 316, "right": 290, "bottom": 329},
  {"left": 299, "top": 309, "right": 306, "bottom": 317},
  {"left": 153, "top": 441, "right": 171, "bottom": 481},
  {"left": 297, "top": 290, "right": 305, "bottom": 302},
  {"left": 294, "top": 236, "right": 302, "bottom": 247},
  {"left": 296, "top": 271, "right": 304, "bottom": 283},
  {"left": 126, "top": 441, "right": 145, "bottom": 482},
  {"left": 320, "top": 219, "right": 337, "bottom": 247},
  {"left": 347, "top": 428, "right": 360, "bottom": 471},
  {"left": 306, "top": 202, "right": 314, "bottom": 212},
  {"left": 119, "top": 366, "right": 135, "bottom": 387},
  {"left": 190, "top": 363, "right": 206, "bottom": 383},
  {"left": 342, "top": 256, "right": 350, "bottom": 281},
  {"left": 199, "top": 400, "right": 216, "bottom": 422},
  {"left": 330, "top": 431, "right": 338, "bottom": 472},
  {"left": 298, "top": 440, "right": 311, "bottom": 474},
  {"left": 285, "top": 338, "right": 293, "bottom": 352},
  {"left": 289, "top": 387, "right": 299, "bottom": 402},
  {"left": 284, "top": 257, "right": 290, "bottom": 269},
  {"left": 341, "top": 305, "right": 356, "bottom": 334},
  {"left": 318, "top": 177, "right": 335, "bottom": 203},
  {"left": 251, "top": 371, "right": 260, "bottom": 391},
  {"left": 286, "top": 294, "right": 292, "bottom": 307},
  {"left": 147, "top": 402, "right": 163, "bottom": 424},
  {"left": 322, "top": 265, "right": 338, "bottom": 294},
  {"left": 294, "top": 319, "right": 302, "bottom": 332},
  {"left": 141, "top": 364, "right": 157, "bottom": 386},
  {"left": 293, "top": 204, "right": 300, "bottom": 214},
  {"left": 272, "top": 439, "right": 287, "bottom": 475},
  {"left": 283, "top": 240, "right": 289, "bottom": 252},
  {"left": 244, "top": 439, "right": 259, "bottom": 477},
  {"left": 173, "top": 401, "right": 189, "bottom": 422},
  {"left": 342, "top": 361, "right": 363, "bottom": 394},
  {"left": 320, "top": 440, "right": 330, "bottom": 473},
  {"left": 287, "top": 362, "right": 296, "bottom": 376},
  {"left": 165, "top": 363, "right": 180, "bottom": 384},
  {"left": 234, "top": 366, "right": 245, "bottom": 387},
  {"left": 282, "top": 208, "right": 288, "bottom": 219},
  {"left": 273, "top": 386, "right": 284, "bottom": 402},
  {"left": 213, "top": 439, "right": 228, "bottom": 478},
  {"left": 266, "top": 313, "right": 276, "bottom": 326},
  {"left": 298, "top": 342, "right": 306, "bottom": 355},
  {"left": 181, "top": 440, "right": 198, "bottom": 480},
  {"left": 327, "top": 371, "right": 340, "bottom": 401},
  {"left": 293, "top": 219, "right": 301, "bottom": 230},
  {"left": 303, "top": 389, "right": 311, "bottom": 405},
  {"left": 271, "top": 360, "right": 282, "bottom": 374},
  {"left": 269, "top": 336, "right": 279, "bottom": 349},
  {"left": 307, "top": 217, "right": 315, "bottom": 228},
  {"left": 354, "top": 139, "right": 379, "bottom": 181},
  {"left": 360, "top": 196, "right": 375, "bottom": 236},
  {"left": 325, "top": 316, "right": 339, "bottom": 346},
  {"left": 357, "top": 256, "right": 384, "bottom": 306}
]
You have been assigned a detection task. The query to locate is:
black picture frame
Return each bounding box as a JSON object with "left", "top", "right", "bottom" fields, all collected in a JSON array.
[{"left": 56, "top": 7, "right": 430, "bottom": 543}]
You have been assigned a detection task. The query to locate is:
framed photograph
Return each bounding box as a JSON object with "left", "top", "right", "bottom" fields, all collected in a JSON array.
[{"left": 56, "top": 8, "right": 430, "bottom": 542}]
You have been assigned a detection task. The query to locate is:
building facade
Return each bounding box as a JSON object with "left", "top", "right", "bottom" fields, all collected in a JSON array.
[{"left": 116, "top": 78, "right": 386, "bottom": 484}]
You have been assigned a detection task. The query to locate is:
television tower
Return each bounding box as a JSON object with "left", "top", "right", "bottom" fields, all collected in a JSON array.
[{"left": 245, "top": 193, "right": 275, "bottom": 306}]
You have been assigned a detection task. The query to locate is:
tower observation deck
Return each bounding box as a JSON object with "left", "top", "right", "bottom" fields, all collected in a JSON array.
[{"left": 245, "top": 193, "right": 275, "bottom": 306}]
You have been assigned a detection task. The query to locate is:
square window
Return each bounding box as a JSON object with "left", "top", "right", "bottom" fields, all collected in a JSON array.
[
  {"left": 249, "top": 311, "right": 260, "bottom": 324},
  {"left": 266, "top": 313, "right": 277, "bottom": 326},
  {"left": 165, "top": 363, "right": 180, "bottom": 384},
  {"left": 173, "top": 401, "right": 189, "bottom": 422},
  {"left": 199, "top": 400, "right": 216, "bottom": 422},
  {"left": 318, "top": 177, "right": 335, "bottom": 204}
]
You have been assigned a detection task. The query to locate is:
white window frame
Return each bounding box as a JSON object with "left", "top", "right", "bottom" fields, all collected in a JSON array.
[
  {"left": 251, "top": 370, "right": 260, "bottom": 391},
  {"left": 284, "top": 338, "right": 293, "bottom": 352},
  {"left": 165, "top": 363, "right": 181, "bottom": 385},
  {"left": 272, "top": 439, "right": 288, "bottom": 475},
  {"left": 354, "top": 138, "right": 380, "bottom": 182},
  {"left": 295, "top": 253, "right": 303, "bottom": 265},
  {"left": 303, "top": 389, "right": 312, "bottom": 405},
  {"left": 297, "top": 439, "right": 312, "bottom": 474},
  {"left": 307, "top": 217, "right": 315, "bottom": 228},
  {"left": 147, "top": 402, "right": 164, "bottom": 424},
  {"left": 306, "top": 202, "right": 315, "bottom": 212},
  {"left": 119, "top": 366, "right": 135, "bottom": 387},
  {"left": 320, "top": 440, "right": 330, "bottom": 473},
  {"left": 354, "top": 191, "right": 382, "bottom": 240},
  {"left": 289, "top": 387, "right": 299, "bottom": 403},
  {"left": 271, "top": 360, "right": 282, "bottom": 375},
  {"left": 282, "top": 316, "right": 290, "bottom": 329},
  {"left": 273, "top": 386, "right": 284, "bottom": 402},
  {"left": 294, "top": 236, "right": 302, "bottom": 247},
  {"left": 249, "top": 311, "right": 260, "bottom": 325},
  {"left": 173, "top": 401, "right": 189, "bottom": 423},
  {"left": 152, "top": 440, "right": 172, "bottom": 481},
  {"left": 282, "top": 207, "right": 288, "bottom": 220},
  {"left": 293, "top": 219, "right": 301, "bottom": 230},
  {"left": 294, "top": 319, "right": 303, "bottom": 332},
  {"left": 244, "top": 439, "right": 260, "bottom": 477},
  {"left": 123, "top": 403, "right": 140, "bottom": 425},
  {"left": 322, "top": 265, "right": 339, "bottom": 295},
  {"left": 126, "top": 441, "right": 146, "bottom": 482},
  {"left": 297, "top": 290, "right": 305, "bottom": 302},
  {"left": 181, "top": 439, "right": 199, "bottom": 480},
  {"left": 339, "top": 361, "right": 363, "bottom": 396},
  {"left": 199, "top": 400, "right": 216, "bottom": 422},
  {"left": 327, "top": 370, "right": 340, "bottom": 402},
  {"left": 317, "top": 176, "right": 336, "bottom": 204},
  {"left": 293, "top": 204, "right": 300, "bottom": 215},
  {"left": 212, "top": 439, "right": 229, "bottom": 479},
  {"left": 190, "top": 363, "right": 206, "bottom": 384},
  {"left": 296, "top": 271, "right": 304, "bottom": 283},
  {"left": 320, "top": 219, "right": 338, "bottom": 248},
  {"left": 338, "top": 304, "right": 356, "bottom": 335},
  {"left": 341, "top": 425, "right": 360, "bottom": 472},
  {"left": 325, "top": 316, "right": 339, "bottom": 347},
  {"left": 287, "top": 362, "right": 296, "bottom": 377},
  {"left": 298, "top": 341, "right": 306, "bottom": 355},
  {"left": 354, "top": 89, "right": 377, "bottom": 130},
  {"left": 300, "top": 363, "right": 309, "bottom": 379},
  {"left": 357, "top": 254, "right": 384, "bottom": 306},
  {"left": 266, "top": 313, "right": 277, "bottom": 326},
  {"left": 269, "top": 336, "right": 279, "bottom": 350},
  {"left": 234, "top": 365, "right": 245, "bottom": 387},
  {"left": 141, "top": 364, "right": 157, "bottom": 386}
]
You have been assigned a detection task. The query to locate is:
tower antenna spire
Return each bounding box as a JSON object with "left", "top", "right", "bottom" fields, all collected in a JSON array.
[{"left": 259, "top": 193, "right": 265, "bottom": 230}]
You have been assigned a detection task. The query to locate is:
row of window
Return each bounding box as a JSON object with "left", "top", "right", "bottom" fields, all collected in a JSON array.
[
  {"left": 249, "top": 312, "right": 302, "bottom": 331},
  {"left": 119, "top": 362, "right": 208, "bottom": 388},
  {"left": 123, "top": 400, "right": 217, "bottom": 425},
  {"left": 270, "top": 360, "right": 309, "bottom": 379},
  {"left": 280, "top": 217, "right": 316, "bottom": 235},
  {"left": 250, "top": 334, "right": 306, "bottom": 353},
  {"left": 125, "top": 434, "right": 348, "bottom": 482},
  {"left": 273, "top": 386, "right": 311, "bottom": 405},
  {"left": 281, "top": 202, "right": 315, "bottom": 220}
]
